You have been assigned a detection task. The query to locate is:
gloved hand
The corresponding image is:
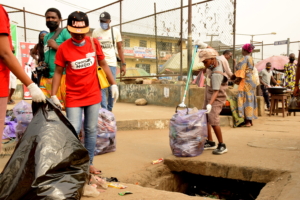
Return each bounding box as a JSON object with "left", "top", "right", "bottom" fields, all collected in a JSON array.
[
  {"left": 206, "top": 104, "right": 212, "bottom": 113},
  {"left": 51, "top": 95, "right": 63, "bottom": 109},
  {"left": 111, "top": 84, "right": 119, "bottom": 104},
  {"left": 27, "top": 83, "right": 46, "bottom": 103}
]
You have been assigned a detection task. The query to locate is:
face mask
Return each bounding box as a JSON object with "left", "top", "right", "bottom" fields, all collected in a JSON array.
[
  {"left": 100, "top": 22, "right": 109, "bottom": 30},
  {"left": 289, "top": 58, "right": 295, "bottom": 63},
  {"left": 46, "top": 21, "right": 59, "bottom": 31},
  {"left": 208, "top": 64, "right": 215, "bottom": 70},
  {"left": 72, "top": 37, "right": 85, "bottom": 43}
]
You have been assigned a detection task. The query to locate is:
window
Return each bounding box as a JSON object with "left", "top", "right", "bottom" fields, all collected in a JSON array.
[
  {"left": 139, "top": 40, "right": 147, "bottom": 48},
  {"left": 156, "top": 41, "right": 172, "bottom": 52},
  {"left": 136, "top": 64, "right": 151, "bottom": 73},
  {"left": 124, "top": 39, "right": 130, "bottom": 47},
  {"left": 173, "top": 43, "right": 180, "bottom": 52}
]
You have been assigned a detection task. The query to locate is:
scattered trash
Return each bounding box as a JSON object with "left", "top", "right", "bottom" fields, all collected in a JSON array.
[
  {"left": 90, "top": 175, "right": 108, "bottom": 189},
  {"left": 108, "top": 183, "right": 127, "bottom": 189},
  {"left": 118, "top": 191, "right": 133, "bottom": 196},
  {"left": 152, "top": 158, "right": 164, "bottom": 164},
  {"left": 169, "top": 107, "right": 207, "bottom": 157},
  {"left": 103, "top": 177, "right": 119, "bottom": 182},
  {"left": 83, "top": 184, "right": 100, "bottom": 197},
  {"left": 81, "top": 108, "right": 117, "bottom": 155},
  {"left": 0, "top": 99, "right": 89, "bottom": 199},
  {"left": 83, "top": 175, "right": 108, "bottom": 197}
]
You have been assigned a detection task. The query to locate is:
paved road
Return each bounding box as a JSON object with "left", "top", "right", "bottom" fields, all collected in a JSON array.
[{"left": 2, "top": 101, "right": 300, "bottom": 199}]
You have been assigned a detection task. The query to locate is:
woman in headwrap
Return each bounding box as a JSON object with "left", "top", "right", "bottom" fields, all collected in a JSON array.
[{"left": 234, "top": 43, "right": 258, "bottom": 127}]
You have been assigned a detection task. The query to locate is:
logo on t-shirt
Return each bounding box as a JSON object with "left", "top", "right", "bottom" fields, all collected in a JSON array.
[
  {"left": 71, "top": 57, "right": 95, "bottom": 70},
  {"left": 100, "top": 41, "right": 113, "bottom": 49}
]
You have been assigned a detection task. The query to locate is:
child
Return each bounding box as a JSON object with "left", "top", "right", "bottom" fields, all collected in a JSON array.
[{"left": 199, "top": 49, "right": 228, "bottom": 155}]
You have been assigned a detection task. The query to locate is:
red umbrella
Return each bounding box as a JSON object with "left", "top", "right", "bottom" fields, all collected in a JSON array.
[{"left": 255, "top": 56, "right": 292, "bottom": 72}]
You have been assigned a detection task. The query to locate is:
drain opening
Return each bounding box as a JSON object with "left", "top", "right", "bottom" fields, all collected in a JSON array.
[{"left": 168, "top": 171, "right": 265, "bottom": 200}]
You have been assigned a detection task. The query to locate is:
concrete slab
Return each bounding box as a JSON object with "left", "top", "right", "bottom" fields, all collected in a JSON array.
[
  {"left": 6, "top": 101, "right": 233, "bottom": 130},
  {"left": 113, "top": 102, "right": 233, "bottom": 130}
]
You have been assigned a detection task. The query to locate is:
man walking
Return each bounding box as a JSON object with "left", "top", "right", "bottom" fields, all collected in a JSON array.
[
  {"left": 259, "top": 62, "right": 277, "bottom": 110},
  {"left": 92, "top": 12, "right": 126, "bottom": 111}
]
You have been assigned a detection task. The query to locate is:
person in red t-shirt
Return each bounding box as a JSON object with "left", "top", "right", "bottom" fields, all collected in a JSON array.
[
  {"left": 0, "top": 5, "right": 46, "bottom": 154},
  {"left": 51, "top": 11, "right": 118, "bottom": 174}
]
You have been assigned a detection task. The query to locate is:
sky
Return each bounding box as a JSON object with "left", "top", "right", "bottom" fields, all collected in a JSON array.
[{"left": 2, "top": 0, "right": 300, "bottom": 61}]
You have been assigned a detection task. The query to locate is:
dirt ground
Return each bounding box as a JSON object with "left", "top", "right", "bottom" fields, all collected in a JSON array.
[{"left": 1, "top": 101, "right": 300, "bottom": 199}]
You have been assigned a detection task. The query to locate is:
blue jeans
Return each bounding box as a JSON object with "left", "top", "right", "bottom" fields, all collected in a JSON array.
[
  {"left": 101, "top": 66, "right": 117, "bottom": 111},
  {"left": 66, "top": 103, "right": 100, "bottom": 165}
]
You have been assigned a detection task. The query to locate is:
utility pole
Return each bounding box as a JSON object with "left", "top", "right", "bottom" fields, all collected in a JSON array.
[
  {"left": 207, "top": 34, "right": 219, "bottom": 47},
  {"left": 287, "top": 38, "right": 290, "bottom": 56},
  {"left": 154, "top": 3, "right": 159, "bottom": 78},
  {"left": 179, "top": 0, "right": 183, "bottom": 81},
  {"left": 232, "top": 0, "right": 237, "bottom": 72},
  {"left": 23, "top": 7, "right": 26, "bottom": 42},
  {"left": 262, "top": 41, "right": 263, "bottom": 60},
  {"left": 187, "top": 0, "right": 192, "bottom": 77}
]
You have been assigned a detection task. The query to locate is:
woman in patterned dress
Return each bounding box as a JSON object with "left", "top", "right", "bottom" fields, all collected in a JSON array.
[{"left": 234, "top": 44, "right": 258, "bottom": 127}]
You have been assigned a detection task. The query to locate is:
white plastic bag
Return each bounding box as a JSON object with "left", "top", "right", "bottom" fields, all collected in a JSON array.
[{"left": 13, "top": 101, "right": 33, "bottom": 141}]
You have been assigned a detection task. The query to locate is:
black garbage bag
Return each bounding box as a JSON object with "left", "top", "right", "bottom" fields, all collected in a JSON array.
[{"left": 0, "top": 99, "right": 89, "bottom": 200}]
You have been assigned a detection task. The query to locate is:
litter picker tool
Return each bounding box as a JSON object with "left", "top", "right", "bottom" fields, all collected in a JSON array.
[{"left": 178, "top": 45, "right": 198, "bottom": 108}]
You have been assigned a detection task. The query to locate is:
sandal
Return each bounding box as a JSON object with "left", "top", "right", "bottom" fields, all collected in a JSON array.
[
  {"left": 241, "top": 124, "right": 251, "bottom": 127},
  {"left": 7, "top": 100, "right": 15, "bottom": 105}
]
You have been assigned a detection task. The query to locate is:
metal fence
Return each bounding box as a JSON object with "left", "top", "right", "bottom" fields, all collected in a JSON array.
[
  {"left": 3, "top": 0, "right": 235, "bottom": 81},
  {"left": 81, "top": 0, "right": 235, "bottom": 80},
  {"left": 3, "top": 4, "right": 45, "bottom": 43}
]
